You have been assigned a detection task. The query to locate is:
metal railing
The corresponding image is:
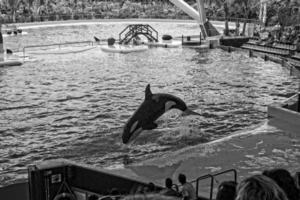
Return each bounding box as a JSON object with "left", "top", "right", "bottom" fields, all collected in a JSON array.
[
  {"left": 119, "top": 24, "right": 158, "bottom": 44},
  {"left": 193, "top": 169, "right": 237, "bottom": 200},
  {"left": 208, "top": 16, "right": 261, "bottom": 24},
  {"left": 194, "top": 174, "right": 214, "bottom": 200},
  {"left": 23, "top": 40, "right": 94, "bottom": 57}
]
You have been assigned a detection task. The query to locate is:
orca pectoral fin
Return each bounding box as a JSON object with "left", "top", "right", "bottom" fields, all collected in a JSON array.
[
  {"left": 142, "top": 122, "right": 158, "bottom": 130},
  {"left": 181, "top": 108, "right": 201, "bottom": 117}
]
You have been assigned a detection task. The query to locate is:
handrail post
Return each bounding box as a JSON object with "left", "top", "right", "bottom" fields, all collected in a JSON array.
[
  {"left": 233, "top": 169, "right": 237, "bottom": 183},
  {"left": 200, "top": 32, "right": 202, "bottom": 45},
  {"left": 196, "top": 178, "right": 199, "bottom": 198},
  {"left": 298, "top": 92, "right": 300, "bottom": 112},
  {"left": 210, "top": 176, "right": 214, "bottom": 200}
]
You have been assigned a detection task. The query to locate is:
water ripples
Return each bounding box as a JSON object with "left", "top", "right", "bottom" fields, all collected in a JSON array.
[{"left": 0, "top": 23, "right": 299, "bottom": 186}]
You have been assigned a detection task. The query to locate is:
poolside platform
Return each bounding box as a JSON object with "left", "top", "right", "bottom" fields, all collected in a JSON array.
[
  {"left": 0, "top": 55, "right": 23, "bottom": 67},
  {"left": 268, "top": 93, "right": 300, "bottom": 134},
  {"left": 220, "top": 36, "right": 250, "bottom": 48}
]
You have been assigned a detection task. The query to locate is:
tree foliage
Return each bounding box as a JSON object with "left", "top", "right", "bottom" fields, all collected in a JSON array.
[{"left": 0, "top": 0, "right": 299, "bottom": 25}]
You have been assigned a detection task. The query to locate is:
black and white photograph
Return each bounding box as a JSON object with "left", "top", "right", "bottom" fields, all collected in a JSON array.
[{"left": 0, "top": 0, "right": 299, "bottom": 200}]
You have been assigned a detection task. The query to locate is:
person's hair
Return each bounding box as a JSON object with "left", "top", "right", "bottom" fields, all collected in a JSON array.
[
  {"left": 178, "top": 174, "right": 186, "bottom": 184},
  {"left": 122, "top": 194, "right": 175, "bottom": 200},
  {"left": 235, "top": 175, "right": 289, "bottom": 200},
  {"left": 165, "top": 178, "right": 173, "bottom": 189},
  {"left": 263, "top": 169, "right": 300, "bottom": 200},
  {"left": 216, "top": 181, "right": 237, "bottom": 200},
  {"left": 110, "top": 188, "right": 120, "bottom": 195}
]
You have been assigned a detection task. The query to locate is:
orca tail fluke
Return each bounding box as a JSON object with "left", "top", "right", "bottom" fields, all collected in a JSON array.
[{"left": 181, "top": 108, "right": 201, "bottom": 117}]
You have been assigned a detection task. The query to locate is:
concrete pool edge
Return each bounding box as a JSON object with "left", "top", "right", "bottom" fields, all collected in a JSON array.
[
  {"left": 12, "top": 18, "right": 234, "bottom": 30},
  {"left": 268, "top": 93, "right": 300, "bottom": 134}
]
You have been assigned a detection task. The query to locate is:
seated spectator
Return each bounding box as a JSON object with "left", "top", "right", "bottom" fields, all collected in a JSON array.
[
  {"left": 159, "top": 178, "right": 181, "bottom": 197},
  {"left": 143, "top": 182, "right": 156, "bottom": 194},
  {"left": 265, "top": 32, "right": 275, "bottom": 46},
  {"left": 178, "top": 174, "right": 197, "bottom": 200},
  {"left": 263, "top": 168, "right": 300, "bottom": 200},
  {"left": 134, "top": 185, "right": 146, "bottom": 194},
  {"left": 216, "top": 181, "right": 237, "bottom": 200},
  {"left": 235, "top": 174, "right": 288, "bottom": 200}
]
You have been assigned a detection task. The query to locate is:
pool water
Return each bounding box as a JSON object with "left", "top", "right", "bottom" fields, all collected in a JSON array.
[{"left": 0, "top": 21, "right": 299, "bottom": 186}]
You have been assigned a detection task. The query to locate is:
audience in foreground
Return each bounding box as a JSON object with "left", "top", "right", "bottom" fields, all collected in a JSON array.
[
  {"left": 91, "top": 169, "right": 299, "bottom": 200},
  {"left": 263, "top": 168, "right": 300, "bottom": 200},
  {"left": 159, "top": 178, "right": 181, "bottom": 197},
  {"left": 178, "top": 174, "right": 197, "bottom": 200},
  {"left": 235, "top": 174, "right": 289, "bottom": 200}
]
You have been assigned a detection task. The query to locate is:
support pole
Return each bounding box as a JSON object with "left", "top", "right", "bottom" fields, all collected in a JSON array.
[
  {"left": 196, "top": 0, "right": 208, "bottom": 38},
  {"left": 298, "top": 92, "right": 300, "bottom": 112},
  {"left": 0, "top": 24, "right": 4, "bottom": 62},
  {"left": 0, "top": 24, "right": 3, "bottom": 53}
]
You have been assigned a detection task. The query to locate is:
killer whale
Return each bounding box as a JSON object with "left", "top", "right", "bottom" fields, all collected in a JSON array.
[{"left": 122, "top": 84, "right": 200, "bottom": 144}]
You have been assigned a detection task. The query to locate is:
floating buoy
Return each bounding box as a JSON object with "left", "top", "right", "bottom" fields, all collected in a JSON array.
[{"left": 162, "top": 34, "right": 173, "bottom": 41}]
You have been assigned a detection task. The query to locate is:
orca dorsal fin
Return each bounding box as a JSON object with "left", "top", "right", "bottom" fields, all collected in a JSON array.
[{"left": 145, "top": 84, "right": 152, "bottom": 100}]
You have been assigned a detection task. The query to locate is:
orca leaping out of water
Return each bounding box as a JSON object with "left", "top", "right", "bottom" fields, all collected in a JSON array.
[{"left": 122, "top": 84, "right": 201, "bottom": 144}]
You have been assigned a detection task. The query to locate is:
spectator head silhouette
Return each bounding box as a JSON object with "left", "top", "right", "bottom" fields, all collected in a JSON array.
[
  {"left": 165, "top": 178, "right": 173, "bottom": 189},
  {"left": 216, "top": 181, "right": 237, "bottom": 200},
  {"left": 235, "top": 174, "right": 288, "bottom": 200},
  {"left": 178, "top": 174, "right": 187, "bottom": 185}
]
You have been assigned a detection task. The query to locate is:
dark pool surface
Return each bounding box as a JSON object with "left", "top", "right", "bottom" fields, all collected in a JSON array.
[{"left": 0, "top": 22, "right": 299, "bottom": 186}]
